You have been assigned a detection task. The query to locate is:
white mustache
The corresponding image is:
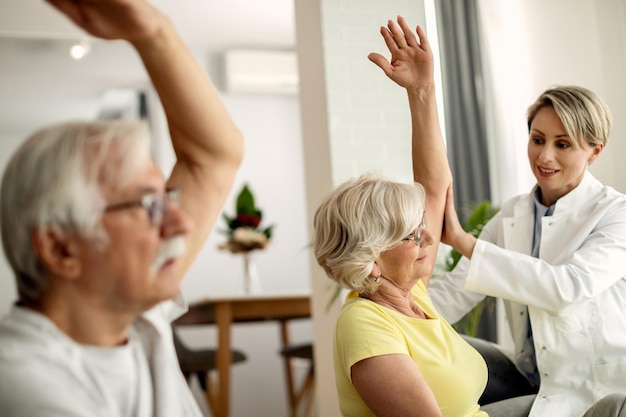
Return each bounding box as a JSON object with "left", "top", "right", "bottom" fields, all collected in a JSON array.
[{"left": 151, "top": 236, "right": 187, "bottom": 273}]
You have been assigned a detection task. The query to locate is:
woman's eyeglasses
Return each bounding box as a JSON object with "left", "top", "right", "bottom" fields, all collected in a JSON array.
[{"left": 402, "top": 211, "right": 427, "bottom": 245}]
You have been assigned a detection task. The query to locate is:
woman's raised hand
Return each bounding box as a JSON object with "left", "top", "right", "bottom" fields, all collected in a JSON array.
[{"left": 368, "top": 15, "right": 434, "bottom": 92}]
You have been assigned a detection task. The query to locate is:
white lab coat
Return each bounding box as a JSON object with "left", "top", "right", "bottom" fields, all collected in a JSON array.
[{"left": 429, "top": 172, "right": 626, "bottom": 417}]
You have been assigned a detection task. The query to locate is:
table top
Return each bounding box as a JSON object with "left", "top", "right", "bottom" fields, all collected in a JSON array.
[
  {"left": 185, "top": 288, "right": 311, "bottom": 303},
  {"left": 174, "top": 289, "right": 312, "bottom": 325}
]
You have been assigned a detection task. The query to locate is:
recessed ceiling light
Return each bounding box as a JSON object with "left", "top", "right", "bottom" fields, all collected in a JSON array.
[{"left": 69, "top": 39, "right": 91, "bottom": 60}]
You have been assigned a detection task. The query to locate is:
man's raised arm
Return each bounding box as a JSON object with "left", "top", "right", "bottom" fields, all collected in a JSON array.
[{"left": 47, "top": 0, "right": 244, "bottom": 273}]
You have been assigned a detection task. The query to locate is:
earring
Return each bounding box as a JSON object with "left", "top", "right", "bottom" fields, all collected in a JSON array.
[{"left": 374, "top": 274, "right": 381, "bottom": 284}]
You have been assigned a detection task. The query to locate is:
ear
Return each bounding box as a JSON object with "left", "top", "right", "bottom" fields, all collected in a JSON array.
[
  {"left": 31, "top": 228, "right": 82, "bottom": 280},
  {"left": 370, "top": 262, "right": 380, "bottom": 278},
  {"left": 588, "top": 143, "right": 604, "bottom": 164}
]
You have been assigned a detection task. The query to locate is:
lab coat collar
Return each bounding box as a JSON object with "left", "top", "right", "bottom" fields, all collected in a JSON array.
[{"left": 522, "top": 171, "right": 596, "bottom": 216}]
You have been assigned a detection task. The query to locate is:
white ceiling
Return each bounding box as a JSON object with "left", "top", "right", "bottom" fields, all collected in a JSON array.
[
  {"left": 0, "top": 0, "right": 296, "bottom": 132},
  {"left": 0, "top": 0, "right": 296, "bottom": 51}
]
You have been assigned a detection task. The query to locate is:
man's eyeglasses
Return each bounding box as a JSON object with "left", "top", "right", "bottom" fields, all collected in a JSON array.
[
  {"left": 402, "top": 211, "right": 427, "bottom": 246},
  {"left": 103, "top": 188, "right": 180, "bottom": 227}
]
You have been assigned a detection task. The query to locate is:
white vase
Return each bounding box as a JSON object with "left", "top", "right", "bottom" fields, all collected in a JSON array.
[{"left": 242, "top": 252, "right": 262, "bottom": 294}]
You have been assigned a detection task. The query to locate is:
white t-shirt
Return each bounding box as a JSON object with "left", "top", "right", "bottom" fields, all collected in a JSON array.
[{"left": 0, "top": 297, "right": 203, "bottom": 417}]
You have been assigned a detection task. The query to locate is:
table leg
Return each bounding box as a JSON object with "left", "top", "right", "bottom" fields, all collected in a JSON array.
[
  {"left": 215, "top": 302, "right": 233, "bottom": 417},
  {"left": 280, "top": 320, "right": 297, "bottom": 417}
]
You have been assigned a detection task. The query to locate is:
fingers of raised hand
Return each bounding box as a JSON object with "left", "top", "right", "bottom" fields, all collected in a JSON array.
[
  {"left": 394, "top": 16, "right": 433, "bottom": 55},
  {"left": 367, "top": 52, "right": 391, "bottom": 74},
  {"left": 47, "top": 0, "right": 162, "bottom": 41},
  {"left": 387, "top": 18, "right": 409, "bottom": 50},
  {"left": 414, "top": 25, "right": 431, "bottom": 53},
  {"left": 383, "top": 16, "right": 431, "bottom": 58},
  {"left": 396, "top": 16, "right": 420, "bottom": 48},
  {"left": 380, "top": 25, "right": 400, "bottom": 55}
]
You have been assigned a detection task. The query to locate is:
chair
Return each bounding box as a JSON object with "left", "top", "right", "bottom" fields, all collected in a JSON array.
[
  {"left": 172, "top": 327, "right": 247, "bottom": 415},
  {"left": 279, "top": 320, "right": 315, "bottom": 417}
]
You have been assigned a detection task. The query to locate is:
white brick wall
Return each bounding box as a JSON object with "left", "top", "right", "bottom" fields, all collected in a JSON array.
[{"left": 321, "top": 0, "right": 428, "bottom": 185}]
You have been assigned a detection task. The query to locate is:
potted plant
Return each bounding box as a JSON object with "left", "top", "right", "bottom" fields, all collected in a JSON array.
[{"left": 219, "top": 184, "right": 274, "bottom": 293}]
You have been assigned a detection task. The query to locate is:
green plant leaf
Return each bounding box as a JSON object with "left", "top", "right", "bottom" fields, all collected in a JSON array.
[
  {"left": 236, "top": 184, "right": 257, "bottom": 215},
  {"left": 220, "top": 183, "right": 275, "bottom": 252},
  {"left": 262, "top": 225, "right": 274, "bottom": 239}
]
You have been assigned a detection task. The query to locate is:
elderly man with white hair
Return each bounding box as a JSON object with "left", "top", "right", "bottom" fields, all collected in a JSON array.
[{"left": 0, "top": 0, "right": 243, "bottom": 416}]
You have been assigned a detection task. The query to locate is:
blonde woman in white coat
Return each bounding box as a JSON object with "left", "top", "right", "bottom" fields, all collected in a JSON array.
[{"left": 428, "top": 86, "right": 626, "bottom": 417}]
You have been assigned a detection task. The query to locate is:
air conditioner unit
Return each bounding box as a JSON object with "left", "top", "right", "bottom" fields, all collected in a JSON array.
[
  {"left": 222, "top": 49, "right": 299, "bottom": 95},
  {"left": 97, "top": 88, "right": 140, "bottom": 120}
]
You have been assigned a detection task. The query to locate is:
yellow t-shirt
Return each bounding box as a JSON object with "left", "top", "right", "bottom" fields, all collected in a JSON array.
[{"left": 334, "top": 280, "right": 488, "bottom": 417}]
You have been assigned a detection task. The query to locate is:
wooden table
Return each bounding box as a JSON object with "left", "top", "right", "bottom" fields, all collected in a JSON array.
[{"left": 174, "top": 291, "right": 312, "bottom": 417}]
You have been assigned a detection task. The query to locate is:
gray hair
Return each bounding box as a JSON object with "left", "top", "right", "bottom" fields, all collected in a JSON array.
[
  {"left": 1, "top": 120, "right": 151, "bottom": 302},
  {"left": 527, "top": 85, "right": 612, "bottom": 148},
  {"left": 313, "top": 174, "right": 425, "bottom": 294}
]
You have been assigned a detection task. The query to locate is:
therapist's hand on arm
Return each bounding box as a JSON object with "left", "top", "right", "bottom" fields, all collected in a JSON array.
[{"left": 441, "top": 184, "right": 476, "bottom": 260}]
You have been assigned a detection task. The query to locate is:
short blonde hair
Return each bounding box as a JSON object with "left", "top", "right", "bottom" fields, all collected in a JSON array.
[
  {"left": 313, "top": 174, "right": 425, "bottom": 294},
  {"left": 527, "top": 85, "right": 612, "bottom": 148}
]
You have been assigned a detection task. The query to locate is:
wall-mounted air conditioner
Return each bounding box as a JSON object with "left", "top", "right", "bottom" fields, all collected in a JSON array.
[
  {"left": 97, "top": 88, "right": 140, "bottom": 120},
  {"left": 222, "top": 49, "right": 299, "bottom": 95}
]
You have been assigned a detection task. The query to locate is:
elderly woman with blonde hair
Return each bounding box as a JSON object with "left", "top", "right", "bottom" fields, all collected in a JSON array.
[
  {"left": 311, "top": 14, "right": 487, "bottom": 416},
  {"left": 313, "top": 174, "right": 487, "bottom": 417}
]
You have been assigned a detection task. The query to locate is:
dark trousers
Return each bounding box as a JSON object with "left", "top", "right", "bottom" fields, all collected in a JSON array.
[{"left": 461, "top": 335, "right": 538, "bottom": 405}]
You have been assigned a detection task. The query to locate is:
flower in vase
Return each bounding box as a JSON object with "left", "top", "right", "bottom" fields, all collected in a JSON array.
[{"left": 219, "top": 184, "right": 274, "bottom": 254}]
